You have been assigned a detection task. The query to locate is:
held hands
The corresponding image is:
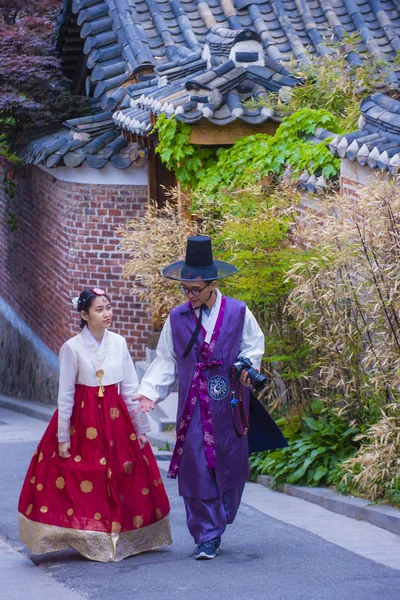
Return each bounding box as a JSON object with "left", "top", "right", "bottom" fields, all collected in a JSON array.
[
  {"left": 58, "top": 441, "right": 71, "bottom": 459},
  {"left": 134, "top": 395, "right": 156, "bottom": 414},
  {"left": 137, "top": 434, "right": 148, "bottom": 449}
]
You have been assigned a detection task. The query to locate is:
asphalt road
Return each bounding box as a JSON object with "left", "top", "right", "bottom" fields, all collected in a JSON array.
[{"left": 1, "top": 408, "right": 399, "bottom": 600}]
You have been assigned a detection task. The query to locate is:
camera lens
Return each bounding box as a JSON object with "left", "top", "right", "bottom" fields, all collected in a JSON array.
[{"left": 249, "top": 370, "right": 267, "bottom": 392}]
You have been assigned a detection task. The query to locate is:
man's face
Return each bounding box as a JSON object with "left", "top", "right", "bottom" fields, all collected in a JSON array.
[{"left": 180, "top": 280, "right": 216, "bottom": 308}]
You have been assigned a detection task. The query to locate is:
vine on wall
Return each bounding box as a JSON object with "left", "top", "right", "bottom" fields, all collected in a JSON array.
[
  {"left": 153, "top": 114, "right": 214, "bottom": 189},
  {"left": 154, "top": 108, "right": 341, "bottom": 199}
]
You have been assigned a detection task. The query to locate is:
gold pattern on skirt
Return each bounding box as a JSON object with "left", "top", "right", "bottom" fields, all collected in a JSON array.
[
  {"left": 40, "top": 506, "right": 48, "bottom": 513},
  {"left": 142, "top": 488, "right": 149, "bottom": 495},
  {"left": 51, "top": 451, "right": 56, "bottom": 458},
  {"left": 130, "top": 433, "right": 136, "bottom": 441},
  {"left": 112, "top": 522, "right": 121, "bottom": 533},
  {"left": 38, "top": 452, "right": 43, "bottom": 463},
  {"left": 56, "top": 477, "right": 65, "bottom": 489},
  {"left": 143, "top": 456, "right": 149, "bottom": 466},
  {"left": 123, "top": 461, "right": 133, "bottom": 474},
  {"left": 74, "top": 455, "right": 82, "bottom": 462},
  {"left": 30, "top": 477, "right": 35, "bottom": 484},
  {"left": 37, "top": 484, "right": 43, "bottom": 491},
  {"left": 110, "top": 408, "right": 120, "bottom": 420},
  {"left": 33, "top": 449, "right": 38, "bottom": 456},
  {"left": 69, "top": 426, "right": 75, "bottom": 436},
  {"left": 94, "top": 513, "right": 101, "bottom": 520},
  {"left": 158, "top": 478, "right": 162, "bottom": 485},
  {"left": 80, "top": 480, "right": 93, "bottom": 493},
  {"left": 26, "top": 504, "right": 33, "bottom": 516},
  {"left": 86, "top": 427, "right": 98, "bottom": 440},
  {"left": 100, "top": 458, "right": 107, "bottom": 465},
  {"left": 19, "top": 513, "right": 171, "bottom": 562},
  {"left": 156, "top": 508, "right": 162, "bottom": 520},
  {"left": 81, "top": 401, "right": 84, "bottom": 408},
  {"left": 110, "top": 440, "right": 114, "bottom": 446},
  {"left": 154, "top": 479, "right": 158, "bottom": 487},
  {"left": 67, "top": 509, "right": 74, "bottom": 516},
  {"left": 133, "top": 516, "right": 144, "bottom": 529},
  {"left": 119, "top": 495, "right": 124, "bottom": 501},
  {"left": 107, "top": 468, "right": 112, "bottom": 479}
]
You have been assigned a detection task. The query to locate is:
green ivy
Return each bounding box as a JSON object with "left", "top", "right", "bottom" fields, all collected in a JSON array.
[
  {"left": 155, "top": 108, "right": 341, "bottom": 194},
  {"left": 1, "top": 127, "right": 22, "bottom": 232},
  {"left": 153, "top": 113, "right": 214, "bottom": 188}
]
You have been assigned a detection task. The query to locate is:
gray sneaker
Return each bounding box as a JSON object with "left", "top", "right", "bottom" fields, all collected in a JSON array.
[{"left": 194, "top": 537, "right": 221, "bottom": 560}]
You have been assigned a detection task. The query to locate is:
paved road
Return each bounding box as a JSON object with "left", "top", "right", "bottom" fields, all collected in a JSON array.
[{"left": 0, "top": 407, "right": 399, "bottom": 600}]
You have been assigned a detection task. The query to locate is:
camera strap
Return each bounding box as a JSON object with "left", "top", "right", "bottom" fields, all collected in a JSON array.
[{"left": 230, "top": 389, "right": 249, "bottom": 439}]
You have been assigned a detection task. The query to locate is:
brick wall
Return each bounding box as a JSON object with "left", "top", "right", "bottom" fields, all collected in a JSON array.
[{"left": 0, "top": 162, "right": 152, "bottom": 361}]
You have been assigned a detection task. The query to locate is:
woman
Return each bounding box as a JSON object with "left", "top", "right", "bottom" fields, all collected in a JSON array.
[{"left": 18, "top": 288, "right": 171, "bottom": 561}]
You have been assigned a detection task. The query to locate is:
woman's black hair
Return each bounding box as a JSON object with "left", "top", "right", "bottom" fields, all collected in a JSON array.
[{"left": 76, "top": 289, "right": 111, "bottom": 329}]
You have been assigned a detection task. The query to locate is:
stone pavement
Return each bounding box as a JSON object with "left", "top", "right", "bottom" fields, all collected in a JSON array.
[
  {"left": 0, "top": 399, "right": 399, "bottom": 600},
  {"left": 1, "top": 393, "right": 399, "bottom": 536}
]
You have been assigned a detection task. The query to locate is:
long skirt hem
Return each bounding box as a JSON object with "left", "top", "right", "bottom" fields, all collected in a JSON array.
[
  {"left": 18, "top": 384, "right": 171, "bottom": 562},
  {"left": 19, "top": 512, "right": 172, "bottom": 562}
]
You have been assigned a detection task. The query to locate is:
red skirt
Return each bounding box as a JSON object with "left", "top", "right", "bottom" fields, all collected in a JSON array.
[{"left": 18, "top": 384, "right": 171, "bottom": 562}]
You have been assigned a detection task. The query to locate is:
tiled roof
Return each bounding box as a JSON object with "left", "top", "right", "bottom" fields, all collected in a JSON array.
[
  {"left": 21, "top": 0, "right": 400, "bottom": 169},
  {"left": 19, "top": 108, "right": 147, "bottom": 170},
  {"left": 328, "top": 93, "right": 400, "bottom": 173}
]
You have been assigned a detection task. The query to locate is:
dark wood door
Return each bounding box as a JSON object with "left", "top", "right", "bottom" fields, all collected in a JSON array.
[{"left": 147, "top": 148, "right": 177, "bottom": 208}]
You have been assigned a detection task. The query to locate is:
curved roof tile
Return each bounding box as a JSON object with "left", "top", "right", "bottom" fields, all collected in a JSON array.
[
  {"left": 24, "top": 0, "right": 400, "bottom": 169},
  {"left": 328, "top": 93, "right": 400, "bottom": 173}
]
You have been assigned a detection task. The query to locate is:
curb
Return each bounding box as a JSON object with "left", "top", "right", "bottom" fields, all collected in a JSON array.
[
  {"left": 0, "top": 395, "right": 54, "bottom": 422},
  {"left": 257, "top": 475, "right": 400, "bottom": 537}
]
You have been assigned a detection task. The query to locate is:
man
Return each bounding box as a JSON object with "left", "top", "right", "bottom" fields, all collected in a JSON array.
[{"left": 135, "top": 236, "right": 286, "bottom": 559}]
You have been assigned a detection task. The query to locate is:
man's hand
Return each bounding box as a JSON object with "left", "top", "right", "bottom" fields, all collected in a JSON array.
[
  {"left": 240, "top": 370, "right": 252, "bottom": 388},
  {"left": 134, "top": 395, "right": 156, "bottom": 414},
  {"left": 58, "top": 441, "right": 71, "bottom": 459},
  {"left": 137, "top": 434, "right": 148, "bottom": 449}
]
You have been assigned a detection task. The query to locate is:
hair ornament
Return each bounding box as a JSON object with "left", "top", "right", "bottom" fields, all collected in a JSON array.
[
  {"left": 71, "top": 297, "right": 79, "bottom": 310},
  {"left": 92, "top": 288, "right": 105, "bottom": 296}
]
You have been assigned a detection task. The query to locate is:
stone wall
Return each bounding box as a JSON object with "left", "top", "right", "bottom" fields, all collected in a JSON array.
[
  {"left": 0, "top": 162, "right": 152, "bottom": 367},
  {"left": 0, "top": 299, "right": 59, "bottom": 403}
]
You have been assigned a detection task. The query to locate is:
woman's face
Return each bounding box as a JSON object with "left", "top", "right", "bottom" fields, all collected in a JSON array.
[{"left": 81, "top": 295, "right": 112, "bottom": 330}]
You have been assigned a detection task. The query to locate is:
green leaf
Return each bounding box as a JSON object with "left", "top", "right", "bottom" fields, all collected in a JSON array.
[{"left": 311, "top": 399, "right": 326, "bottom": 414}]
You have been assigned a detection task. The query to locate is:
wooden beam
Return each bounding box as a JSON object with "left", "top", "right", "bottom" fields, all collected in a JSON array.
[{"left": 188, "top": 118, "right": 279, "bottom": 145}]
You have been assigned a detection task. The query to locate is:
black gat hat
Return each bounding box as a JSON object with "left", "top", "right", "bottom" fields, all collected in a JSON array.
[{"left": 161, "top": 236, "right": 237, "bottom": 281}]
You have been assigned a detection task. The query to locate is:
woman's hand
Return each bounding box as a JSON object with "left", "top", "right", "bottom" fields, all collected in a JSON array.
[
  {"left": 137, "top": 434, "right": 148, "bottom": 449},
  {"left": 58, "top": 441, "right": 71, "bottom": 459},
  {"left": 134, "top": 396, "right": 156, "bottom": 413}
]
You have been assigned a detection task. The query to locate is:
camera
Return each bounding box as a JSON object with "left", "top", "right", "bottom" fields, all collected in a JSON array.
[{"left": 230, "top": 357, "right": 267, "bottom": 392}]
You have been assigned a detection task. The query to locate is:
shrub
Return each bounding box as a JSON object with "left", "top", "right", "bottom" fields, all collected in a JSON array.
[
  {"left": 118, "top": 197, "right": 202, "bottom": 330},
  {"left": 249, "top": 400, "right": 360, "bottom": 487},
  {"left": 337, "top": 403, "right": 400, "bottom": 506}
]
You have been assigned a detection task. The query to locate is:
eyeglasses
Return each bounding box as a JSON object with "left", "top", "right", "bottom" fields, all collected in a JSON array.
[{"left": 179, "top": 284, "right": 209, "bottom": 297}]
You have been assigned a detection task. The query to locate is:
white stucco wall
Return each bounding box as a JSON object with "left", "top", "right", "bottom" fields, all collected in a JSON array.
[
  {"left": 39, "top": 162, "right": 148, "bottom": 186},
  {"left": 340, "top": 159, "right": 385, "bottom": 188}
]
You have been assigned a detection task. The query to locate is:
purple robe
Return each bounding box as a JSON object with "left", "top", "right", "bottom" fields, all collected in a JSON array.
[{"left": 169, "top": 296, "right": 250, "bottom": 500}]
